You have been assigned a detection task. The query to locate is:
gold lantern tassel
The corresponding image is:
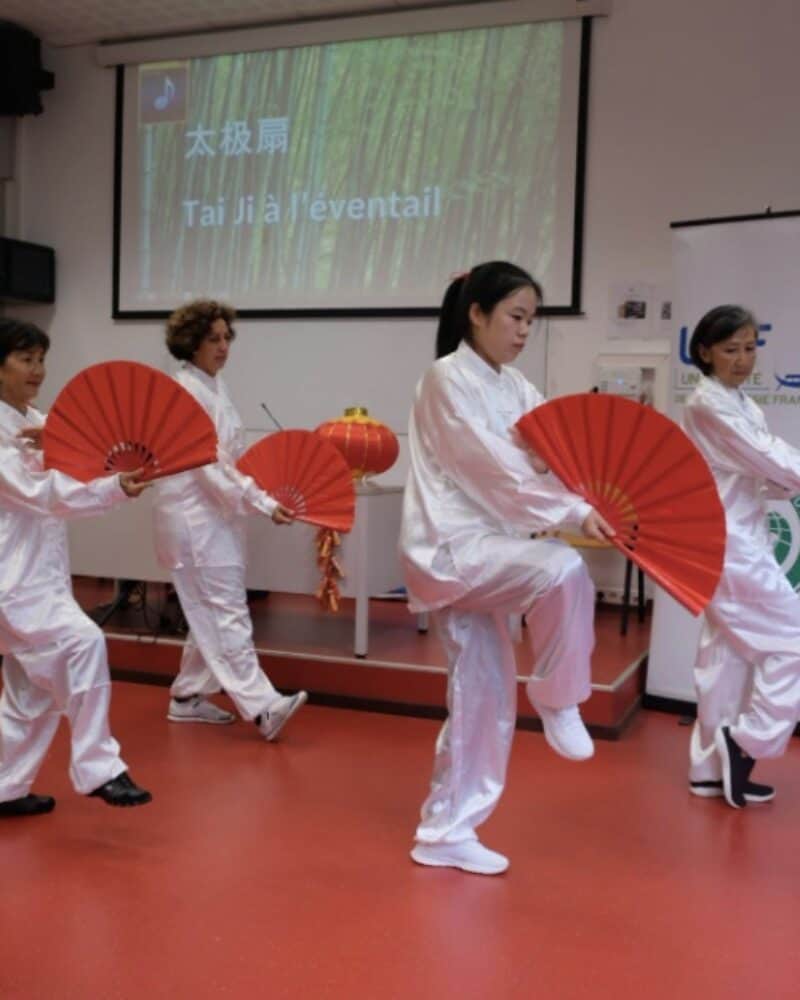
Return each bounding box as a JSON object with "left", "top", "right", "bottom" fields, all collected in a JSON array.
[{"left": 315, "top": 527, "right": 344, "bottom": 612}]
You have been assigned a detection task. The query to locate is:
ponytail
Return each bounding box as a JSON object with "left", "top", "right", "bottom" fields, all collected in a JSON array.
[
  {"left": 435, "top": 276, "right": 469, "bottom": 359},
  {"left": 434, "top": 261, "right": 542, "bottom": 359}
]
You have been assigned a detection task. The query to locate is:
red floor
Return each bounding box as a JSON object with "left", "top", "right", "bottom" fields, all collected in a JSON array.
[{"left": 1, "top": 684, "right": 799, "bottom": 999}]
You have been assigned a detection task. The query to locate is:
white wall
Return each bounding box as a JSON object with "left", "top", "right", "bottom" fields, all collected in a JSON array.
[
  {"left": 7, "top": 0, "right": 800, "bottom": 583},
  {"left": 550, "top": 0, "right": 800, "bottom": 394}
]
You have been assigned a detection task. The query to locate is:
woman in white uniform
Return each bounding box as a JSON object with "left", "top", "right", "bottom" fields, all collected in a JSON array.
[
  {"left": 684, "top": 304, "right": 800, "bottom": 809},
  {"left": 400, "top": 262, "right": 613, "bottom": 875},
  {"left": 0, "top": 318, "right": 151, "bottom": 816},
  {"left": 153, "top": 300, "right": 307, "bottom": 740}
]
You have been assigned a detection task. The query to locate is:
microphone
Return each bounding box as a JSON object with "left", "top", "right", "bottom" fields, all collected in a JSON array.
[{"left": 260, "top": 402, "right": 284, "bottom": 431}]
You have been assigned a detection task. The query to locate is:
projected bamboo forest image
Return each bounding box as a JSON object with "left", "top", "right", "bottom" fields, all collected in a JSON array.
[{"left": 134, "top": 23, "right": 565, "bottom": 306}]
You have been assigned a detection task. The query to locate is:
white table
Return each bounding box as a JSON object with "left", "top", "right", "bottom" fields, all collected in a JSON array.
[
  {"left": 68, "top": 481, "right": 410, "bottom": 657},
  {"left": 246, "top": 482, "right": 407, "bottom": 657}
]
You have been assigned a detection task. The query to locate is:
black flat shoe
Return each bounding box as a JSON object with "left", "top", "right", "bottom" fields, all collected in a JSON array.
[
  {"left": 0, "top": 793, "right": 56, "bottom": 817},
  {"left": 714, "top": 726, "right": 755, "bottom": 809},
  {"left": 89, "top": 772, "right": 152, "bottom": 807},
  {"left": 690, "top": 779, "right": 775, "bottom": 803}
]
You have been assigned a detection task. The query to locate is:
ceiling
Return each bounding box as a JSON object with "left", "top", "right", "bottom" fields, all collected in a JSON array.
[{"left": 0, "top": 0, "right": 464, "bottom": 47}]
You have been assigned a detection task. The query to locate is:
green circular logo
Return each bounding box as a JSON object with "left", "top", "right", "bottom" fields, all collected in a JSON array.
[
  {"left": 768, "top": 510, "right": 793, "bottom": 564},
  {"left": 767, "top": 498, "right": 800, "bottom": 590}
]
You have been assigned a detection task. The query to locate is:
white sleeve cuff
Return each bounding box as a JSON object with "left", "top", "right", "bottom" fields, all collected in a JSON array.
[{"left": 572, "top": 500, "right": 593, "bottom": 525}]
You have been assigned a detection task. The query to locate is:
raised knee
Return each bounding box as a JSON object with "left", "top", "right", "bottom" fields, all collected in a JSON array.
[{"left": 554, "top": 547, "right": 591, "bottom": 589}]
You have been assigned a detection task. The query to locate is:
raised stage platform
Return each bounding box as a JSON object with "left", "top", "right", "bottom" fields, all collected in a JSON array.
[{"left": 74, "top": 578, "right": 650, "bottom": 738}]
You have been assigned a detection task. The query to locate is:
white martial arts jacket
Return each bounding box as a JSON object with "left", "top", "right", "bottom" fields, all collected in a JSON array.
[
  {"left": 683, "top": 376, "right": 800, "bottom": 555},
  {"left": 400, "top": 340, "right": 592, "bottom": 612},
  {"left": 0, "top": 399, "right": 127, "bottom": 654},
  {"left": 152, "top": 363, "right": 278, "bottom": 570}
]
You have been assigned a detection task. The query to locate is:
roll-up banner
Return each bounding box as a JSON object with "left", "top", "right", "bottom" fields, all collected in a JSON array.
[{"left": 647, "top": 211, "right": 800, "bottom": 703}]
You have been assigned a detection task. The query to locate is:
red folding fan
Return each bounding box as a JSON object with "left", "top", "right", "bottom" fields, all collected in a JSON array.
[
  {"left": 237, "top": 429, "right": 355, "bottom": 532},
  {"left": 515, "top": 394, "right": 726, "bottom": 615},
  {"left": 43, "top": 361, "right": 218, "bottom": 482}
]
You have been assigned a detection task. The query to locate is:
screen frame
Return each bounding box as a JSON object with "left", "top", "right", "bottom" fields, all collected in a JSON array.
[{"left": 112, "top": 17, "right": 593, "bottom": 320}]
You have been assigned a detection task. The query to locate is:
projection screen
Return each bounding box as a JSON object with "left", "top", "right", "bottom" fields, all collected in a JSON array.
[{"left": 113, "top": 15, "right": 589, "bottom": 317}]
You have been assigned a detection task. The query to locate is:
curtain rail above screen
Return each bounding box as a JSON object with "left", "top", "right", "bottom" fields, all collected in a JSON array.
[{"left": 96, "top": 0, "right": 611, "bottom": 65}]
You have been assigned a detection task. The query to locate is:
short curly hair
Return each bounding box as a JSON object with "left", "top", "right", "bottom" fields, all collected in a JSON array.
[{"left": 165, "top": 300, "right": 236, "bottom": 361}]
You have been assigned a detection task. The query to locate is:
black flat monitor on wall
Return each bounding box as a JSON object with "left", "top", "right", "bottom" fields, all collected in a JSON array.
[{"left": 0, "top": 236, "right": 55, "bottom": 303}]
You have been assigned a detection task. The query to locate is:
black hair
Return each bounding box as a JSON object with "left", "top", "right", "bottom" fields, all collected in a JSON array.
[
  {"left": 688, "top": 305, "right": 758, "bottom": 375},
  {"left": 0, "top": 317, "right": 50, "bottom": 366},
  {"left": 435, "top": 260, "right": 543, "bottom": 359}
]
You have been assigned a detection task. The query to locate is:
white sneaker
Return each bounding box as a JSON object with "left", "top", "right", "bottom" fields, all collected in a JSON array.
[
  {"left": 167, "top": 695, "right": 235, "bottom": 725},
  {"left": 410, "top": 840, "right": 509, "bottom": 876},
  {"left": 258, "top": 691, "right": 308, "bottom": 741},
  {"left": 533, "top": 704, "right": 594, "bottom": 761}
]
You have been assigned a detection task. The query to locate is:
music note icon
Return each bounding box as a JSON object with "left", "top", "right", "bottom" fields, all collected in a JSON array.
[{"left": 154, "top": 76, "right": 175, "bottom": 111}]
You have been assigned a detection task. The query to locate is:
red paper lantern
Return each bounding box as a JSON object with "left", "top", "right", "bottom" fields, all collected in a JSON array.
[{"left": 316, "top": 407, "right": 399, "bottom": 479}]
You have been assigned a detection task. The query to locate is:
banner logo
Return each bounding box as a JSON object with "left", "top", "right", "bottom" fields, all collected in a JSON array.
[{"left": 768, "top": 496, "right": 800, "bottom": 591}]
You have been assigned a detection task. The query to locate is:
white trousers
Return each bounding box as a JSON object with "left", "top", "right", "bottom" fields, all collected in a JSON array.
[
  {"left": 171, "top": 564, "right": 279, "bottom": 721},
  {"left": 0, "top": 594, "right": 126, "bottom": 801},
  {"left": 415, "top": 537, "right": 595, "bottom": 845},
  {"left": 690, "top": 546, "right": 800, "bottom": 776}
]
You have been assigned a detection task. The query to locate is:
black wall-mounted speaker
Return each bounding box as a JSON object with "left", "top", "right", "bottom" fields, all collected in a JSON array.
[
  {"left": 0, "top": 237, "right": 55, "bottom": 303},
  {"left": 0, "top": 21, "right": 54, "bottom": 117}
]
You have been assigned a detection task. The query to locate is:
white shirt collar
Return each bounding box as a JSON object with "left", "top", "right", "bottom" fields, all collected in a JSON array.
[
  {"left": 454, "top": 339, "right": 505, "bottom": 384},
  {"left": 708, "top": 374, "right": 748, "bottom": 403},
  {"left": 182, "top": 361, "right": 219, "bottom": 392},
  {"left": 0, "top": 398, "right": 34, "bottom": 435}
]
